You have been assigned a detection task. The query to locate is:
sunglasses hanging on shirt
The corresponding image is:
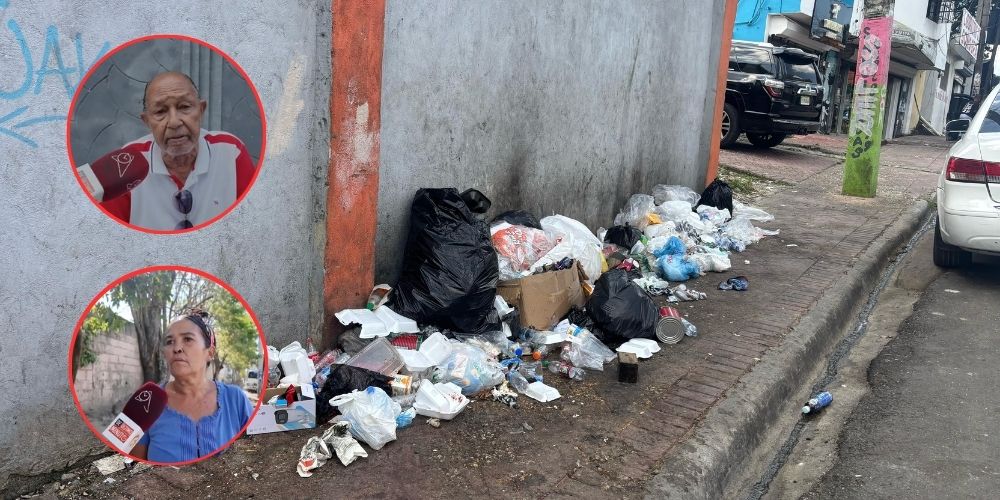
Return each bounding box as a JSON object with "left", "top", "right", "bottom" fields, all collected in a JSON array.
[{"left": 175, "top": 189, "right": 193, "bottom": 229}]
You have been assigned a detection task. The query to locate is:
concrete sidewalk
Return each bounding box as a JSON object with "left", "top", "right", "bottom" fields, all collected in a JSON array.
[{"left": 34, "top": 137, "right": 950, "bottom": 500}]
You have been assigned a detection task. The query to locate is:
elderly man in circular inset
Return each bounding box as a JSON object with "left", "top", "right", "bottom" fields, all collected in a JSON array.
[{"left": 76, "top": 71, "right": 255, "bottom": 231}]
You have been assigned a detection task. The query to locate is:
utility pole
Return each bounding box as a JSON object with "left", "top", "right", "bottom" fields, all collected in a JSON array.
[
  {"left": 973, "top": 0, "right": 990, "bottom": 96},
  {"left": 842, "top": 0, "right": 894, "bottom": 198}
]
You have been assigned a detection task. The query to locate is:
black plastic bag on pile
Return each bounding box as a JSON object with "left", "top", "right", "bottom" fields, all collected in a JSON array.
[
  {"left": 316, "top": 364, "right": 392, "bottom": 424},
  {"left": 566, "top": 306, "right": 612, "bottom": 344},
  {"left": 586, "top": 268, "right": 658, "bottom": 343},
  {"left": 604, "top": 224, "right": 643, "bottom": 251},
  {"left": 695, "top": 179, "right": 734, "bottom": 214},
  {"left": 389, "top": 188, "right": 500, "bottom": 334},
  {"left": 491, "top": 209, "right": 542, "bottom": 229}
]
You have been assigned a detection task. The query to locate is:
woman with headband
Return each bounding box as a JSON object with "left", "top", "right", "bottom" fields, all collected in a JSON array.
[{"left": 130, "top": 310, "right": 252, "bottom": 462}]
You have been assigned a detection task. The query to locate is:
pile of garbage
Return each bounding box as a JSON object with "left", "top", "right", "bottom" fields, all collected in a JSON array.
[{"left": 258, "top": 182, "right": 777, "bottom": 477}]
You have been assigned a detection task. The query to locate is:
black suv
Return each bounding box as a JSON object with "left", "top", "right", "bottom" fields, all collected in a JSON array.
[{"left": 722, "top": 41, "right": 823, "bottom": 148}]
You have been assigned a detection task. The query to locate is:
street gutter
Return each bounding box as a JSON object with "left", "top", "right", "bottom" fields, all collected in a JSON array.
[{"left": 643, "top": 199, "right": 932, "bottom": 499}]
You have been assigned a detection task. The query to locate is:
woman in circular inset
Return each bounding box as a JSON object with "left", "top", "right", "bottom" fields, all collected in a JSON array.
[{"left": 131, "top": 310, "right": 252, "bottom": 462}]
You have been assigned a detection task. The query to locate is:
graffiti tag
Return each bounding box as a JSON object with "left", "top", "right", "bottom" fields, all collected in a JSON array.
[{"left": 1, "top": 4, "right": 110, "bottom": 147}]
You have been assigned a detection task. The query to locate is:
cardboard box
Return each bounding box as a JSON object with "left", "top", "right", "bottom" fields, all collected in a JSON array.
[
  {"left": 497, "top": 262, "right": 585, "bottom": 330},
  {"left": 246, "top": 384, "right": 317, "bottom": 435}
]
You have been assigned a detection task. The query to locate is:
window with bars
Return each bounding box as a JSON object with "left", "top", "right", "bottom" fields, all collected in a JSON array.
[{"left": 927, "top": 0, "right": 956, "bottom": 24}]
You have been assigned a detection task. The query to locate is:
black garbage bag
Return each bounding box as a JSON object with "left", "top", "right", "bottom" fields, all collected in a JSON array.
[
  {"left": 604, "top": 224, "right": 643, "bottom": 251},
  {"left": 389, "top": 188, "right": 500, "bottom": 334},
  {"left": 695, "top": 179, "right": 734, "bottom": 215},
  {"left": 316, "top": 364, "right": 392, "bottom": 424},
  {"left": 491, "top": 210, "right": 542, "bottom": 229},
  {"left": 586, "top": 268, "right": 658, "bottom": 343}
]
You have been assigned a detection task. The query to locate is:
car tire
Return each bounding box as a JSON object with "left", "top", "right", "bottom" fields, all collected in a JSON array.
[
  {"left": 746, "top": 132, "right": 786, "bottom": 148},
  {"left": 720, "top": 103, "right": 740, "bottom": 149},
  {"left": 933, "top": 219, "right": 971, "bottom": 268}
]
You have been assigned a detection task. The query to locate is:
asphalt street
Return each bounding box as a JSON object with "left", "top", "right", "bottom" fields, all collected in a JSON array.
[{"left": 804, "top": 254, "right": 1000, "bottom": 499}]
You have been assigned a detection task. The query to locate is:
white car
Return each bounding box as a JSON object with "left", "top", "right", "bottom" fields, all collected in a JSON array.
[{"left": 937, "top": 85, "right": 1000, "bottom": 266}]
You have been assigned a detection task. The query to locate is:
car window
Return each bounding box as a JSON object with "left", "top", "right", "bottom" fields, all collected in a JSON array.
[
  {"left": 979, "top": 92, "right": 1000, "bottom": 133},
  {"left": 779, "top": 58, "right": 818, "bottom": 83},
  {"left": 736, "top": 48, "right": 775, "bottom": 75}
]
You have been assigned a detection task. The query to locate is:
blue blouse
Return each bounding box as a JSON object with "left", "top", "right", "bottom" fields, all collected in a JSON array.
[{"left": 138, "top": 381, "right": 251, "bottom": 462}]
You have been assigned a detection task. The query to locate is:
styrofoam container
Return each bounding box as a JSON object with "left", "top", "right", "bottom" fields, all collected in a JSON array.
[
  {"left": 616, "top": 341, "right": 652, "bottom": 359},
  {"left": 627, "top": 338, "right": 661, "bottom": 353}
]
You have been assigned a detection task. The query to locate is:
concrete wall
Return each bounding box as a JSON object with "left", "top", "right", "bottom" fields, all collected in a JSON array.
[
  {"left": 0, "top": 0, "right": 330, "bottom": 491},
  {"left": 73, "top": 324, "right": 143, "bottom": 427},
  {"left": 376, "top": 0, "right": 728, "bottom": 282}
]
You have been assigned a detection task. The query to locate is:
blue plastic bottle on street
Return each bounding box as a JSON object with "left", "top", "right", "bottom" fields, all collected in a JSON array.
[{"left": 801, "top": 391, "right": 833, "bottom": 414}]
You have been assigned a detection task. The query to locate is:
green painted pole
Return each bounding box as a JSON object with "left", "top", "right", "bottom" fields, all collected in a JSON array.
[{"left": 842, "top": 0, "right": 894, "bottom": 198}]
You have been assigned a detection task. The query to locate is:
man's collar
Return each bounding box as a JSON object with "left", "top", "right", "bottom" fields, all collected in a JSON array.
[{"left": 149, "top": 129, "right": 211, "bottom": 186}]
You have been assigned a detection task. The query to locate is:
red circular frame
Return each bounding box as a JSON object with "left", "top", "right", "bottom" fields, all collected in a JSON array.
[
  {"left": 67, "top": 265, "right": 269, "bottom": 467},
  {"left": 66, "top": 34, "right": 268, "bottom": 235}
]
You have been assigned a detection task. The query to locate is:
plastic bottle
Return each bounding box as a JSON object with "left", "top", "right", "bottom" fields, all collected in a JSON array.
[
  {"left": 801, "top": 391, "right": 833, "bottom": 414},
  {"left": 548, "top": 361, "right": 585, "bottom": 381},
  {"left": 519, "top": 361, "right": 543, "bottom": 382},
  {"left": 508, "top": 370, "right": 530, "bottom": 394}
]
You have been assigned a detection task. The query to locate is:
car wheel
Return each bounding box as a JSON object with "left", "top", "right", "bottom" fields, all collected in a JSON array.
[
  {"left": 746, "top": 132, "right": 786, "bottom": 148},
  {"left": 720, "top": 103, "right": 740, "bottom": 149},
  {"left": 933, "top": 219, "right": 971, "bottom": 268}
]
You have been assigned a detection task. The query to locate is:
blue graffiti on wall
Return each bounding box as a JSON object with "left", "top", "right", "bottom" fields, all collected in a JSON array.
[{"left": 1, "top": 5, "right": 110, "bottom": 147}]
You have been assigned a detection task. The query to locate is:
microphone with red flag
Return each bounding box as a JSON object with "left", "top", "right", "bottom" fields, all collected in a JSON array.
[
  {"left": 101, "top": 382, "right": 167, "bottom": 454},
  {"left": 76, "top": 144, "right": 150, "bottom": 202}
]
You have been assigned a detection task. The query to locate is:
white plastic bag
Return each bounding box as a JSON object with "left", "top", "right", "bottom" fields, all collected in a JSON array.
[
  {"left": 656, "top": 200, "right": 696, "bottom": 223},
  {"left": 432, "top": 341, "right": 504, "bottom": 395},
  {"left": 652, "top": 184, "right": 700, "bottom": 206},
  {"left": 720, "top": 217, "right": 779, "bottom": 246},
  {"left": 537, "top": 215, "right": 603, "bottom": 283},
  {"left": 688, "top": 248, "right": 732, "bottom": 273},
  {"left": 732, "top": 201, "right": 774, "bottom": 222},
  {"left": 328, "top": 387, "right": 401, "bottom": 450},
  {"left": 613, "top": 194, "right": 656, "bottom": 230},
  {"left": 643, "top": 221, "right": 677, "bottom": 239}
]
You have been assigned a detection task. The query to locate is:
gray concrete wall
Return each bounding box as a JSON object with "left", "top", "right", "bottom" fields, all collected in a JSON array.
[
  {"left": 376, "top": 0, "right": 727, "bottom": 281},
  {"left": 0, "top": 0, "right": 330, "bottom": 491}
]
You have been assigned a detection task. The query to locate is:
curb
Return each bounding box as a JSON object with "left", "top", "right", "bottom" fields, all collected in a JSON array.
[{"left": 644, "top": 199, "right": 932, "bottom": 499}]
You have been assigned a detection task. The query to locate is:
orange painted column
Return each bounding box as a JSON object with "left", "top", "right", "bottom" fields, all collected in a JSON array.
[
  {"left": 705, "top": 0, "right": 738, "bottom": 186},
  {"left": 323, "top": 0, "right": 386, "bottom": 346}
]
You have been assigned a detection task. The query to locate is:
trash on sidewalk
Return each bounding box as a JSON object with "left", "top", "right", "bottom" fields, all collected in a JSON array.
[
  {"left": 655, "top": 306, "right": 687, "bottom": 344},
  {"left": 388, "top": 188, "right": 500, "bottom": 334},
  {"left": 432, "top": 341, "right": 504, "bottom": 395},
  {"left": 412, "top": 382, "right": 470, "bottom": 420},
  {"left": 334, "top": 306, "right": 420, "bottom": 339},
  {"left": 491, "top": 209, "right": 542, "bottom": 229},
  {"left": 696, "top": 179, "right": 734, "bottom": 214},
  {"left": 491, "top": 381, "right": 519, "bottom": 408},
  {"left": 523, "top": 381, "right": 561, "bottom": 402},
  {"left": 315, "top": 365, "right": 391, "bottom": 425},
  {"left": 586, "top": 268, "right": 659, "bottom": 344},
  {"left": 296, "top": 421, "right": 369, "bottom": 477},
  {"left": 618, "top": 351, "right": 639, "bottom": 383},
  {"left": 537, "top": 214, "right": 604, "bottom": 284},
  {"left": 328, "top": 387, "right": 401, "bottom": 450},
  {"left": 492, "top": 222, "right": 557, "bottom": 280},
  {"left": 667, "top": 284, "right": 707, "bottom": 302},
  {"left": 554, "top": 319, "right": 615, "bottom": 371},
  {"left": 718, "top": 276, "right": 750, "bottom": 291},
  {"left": 345, "top": 337, "right": 405, "bottom": 375},
  {"left": 801, "top": 391, "right": 833, "bottom": 415},
  {"left": 366, "top": 284, "right": 393, "bottom": 311},
  {"left": 497, "top": 261, "right": 585, "bottom": 330},
  {"left": 92, "top": 455, "right": 127, "bottom": 475},
  {"left": 249, "top": 384, "right": 318, "bottom": 435}
]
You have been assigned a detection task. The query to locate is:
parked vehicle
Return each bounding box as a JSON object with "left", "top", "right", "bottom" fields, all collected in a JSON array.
[
  {"left": 935, "top": 83, "right": 1000, "bottom": 267},
  {"left": 722, "top": 41, "right": 823, "bottom": 149},
  {"left": 243, "top": 369, "right": 260, "bottom": 392}
]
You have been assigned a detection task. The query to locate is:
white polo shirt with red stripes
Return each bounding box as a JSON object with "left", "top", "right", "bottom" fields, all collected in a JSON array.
[{"left": 101, "top": 129, "right": 255, "bottom": 230}]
